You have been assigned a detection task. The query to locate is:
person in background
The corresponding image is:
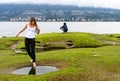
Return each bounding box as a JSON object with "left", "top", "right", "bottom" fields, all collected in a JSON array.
[
  {"left": 16, "top": 17, "right": 40, "bottom": 68},
  {"left": 60, "top": 22, "right": 68, "bottom": 32}
]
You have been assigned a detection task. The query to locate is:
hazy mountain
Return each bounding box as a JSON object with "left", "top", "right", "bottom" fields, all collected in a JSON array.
[{"left": 0, "top": 4, "right": 120, "bottom": 21}]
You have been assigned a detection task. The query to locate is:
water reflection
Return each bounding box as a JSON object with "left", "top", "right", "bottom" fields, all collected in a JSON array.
[
  {"left": 29, "top": 67, "right": 36, "bottom": 75},
  {"left": 12, "top": 66, "right": 58, "bottom": 75}
]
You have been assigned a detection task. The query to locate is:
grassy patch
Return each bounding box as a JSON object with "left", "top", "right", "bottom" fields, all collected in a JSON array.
[
  {"left": 0, "top": 46, "right": 120, "bottom": 81},
  {"left": 1, "top": 32, "right": 120, "bottom": 81},
  {"left": 1, "top": 32, "right": 120, "bottom": 50},
  {"left": 0, "top": 37, "right": 23, "bottom": 50},
  {"left": 15, "top": 32, "right": 120, "bottom": 50}
]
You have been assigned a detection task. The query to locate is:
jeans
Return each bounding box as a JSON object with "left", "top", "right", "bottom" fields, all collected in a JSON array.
[{"left": 25, "top": 38, "right": 35, "bottom": 62}]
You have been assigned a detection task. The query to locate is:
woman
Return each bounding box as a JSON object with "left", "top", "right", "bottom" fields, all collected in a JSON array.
[{"left": 16, "top": 17, "right": 40, "bottom": 67}]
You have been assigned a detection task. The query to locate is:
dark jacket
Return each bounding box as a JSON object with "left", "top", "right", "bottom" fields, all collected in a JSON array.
[{"left": 60, "top": 24, "right": 68, "bottom": 32}]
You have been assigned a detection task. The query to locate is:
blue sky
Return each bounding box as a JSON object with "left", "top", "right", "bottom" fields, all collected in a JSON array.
[{"left": 0, "top": 0, "right": 120, "bottom": 9}]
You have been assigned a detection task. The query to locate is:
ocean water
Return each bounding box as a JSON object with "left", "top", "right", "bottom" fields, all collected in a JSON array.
[{"left": 0, "top": 22, "right": 120, "bottom": 37}]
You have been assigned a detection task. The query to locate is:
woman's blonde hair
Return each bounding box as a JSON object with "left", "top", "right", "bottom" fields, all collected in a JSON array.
[{"left": 30, "top": 17, "right": 37, "bottom": 26}]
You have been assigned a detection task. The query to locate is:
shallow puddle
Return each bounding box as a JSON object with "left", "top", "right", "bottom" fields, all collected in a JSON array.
[{"left": 12, "top": 66, "right": 58, "bottom": 75}]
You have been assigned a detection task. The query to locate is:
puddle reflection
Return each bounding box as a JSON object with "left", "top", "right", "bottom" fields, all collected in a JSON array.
[
  {"left": 12, "top": 66, "right": 58, "bottom": 75},
  {"left": 29, "top": 67, "right": 36, "bottom": 75}
]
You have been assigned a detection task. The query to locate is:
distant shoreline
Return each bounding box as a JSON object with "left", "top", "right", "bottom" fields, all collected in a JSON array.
[{"left": 0, "top": 4, "right": 120, "bottom": 22}]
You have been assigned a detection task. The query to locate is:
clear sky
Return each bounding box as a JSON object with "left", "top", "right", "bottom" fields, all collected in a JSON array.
[{"left": 0, "top": 0, "right": 120, "bottom": 9}]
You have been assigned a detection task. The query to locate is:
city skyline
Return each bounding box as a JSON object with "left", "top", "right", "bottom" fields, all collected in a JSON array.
[{"left": 0, "top": 0, "right": 120, "bottom": 9}]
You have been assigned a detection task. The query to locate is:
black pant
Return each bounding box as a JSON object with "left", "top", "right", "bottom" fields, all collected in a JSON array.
[{"left": 25, "top": 38, "right": 35, "bottom": 62}]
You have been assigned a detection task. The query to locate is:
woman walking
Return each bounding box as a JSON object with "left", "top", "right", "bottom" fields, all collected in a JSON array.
[{"left": 16, "top": 17, "right": 40, "bottom": 67}]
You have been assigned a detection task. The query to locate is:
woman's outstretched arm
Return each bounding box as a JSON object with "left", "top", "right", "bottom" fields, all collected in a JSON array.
[{"left": 16, "top": 24, "right": 27, "bottom": 37}]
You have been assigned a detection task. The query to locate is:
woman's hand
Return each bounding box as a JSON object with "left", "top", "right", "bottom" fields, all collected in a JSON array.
[
  {"left": 36, "top": 25, "right": 40, "bottom": 34},
  {"left": 16, "top": 34, "right": 19, "bottom": 37}
]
